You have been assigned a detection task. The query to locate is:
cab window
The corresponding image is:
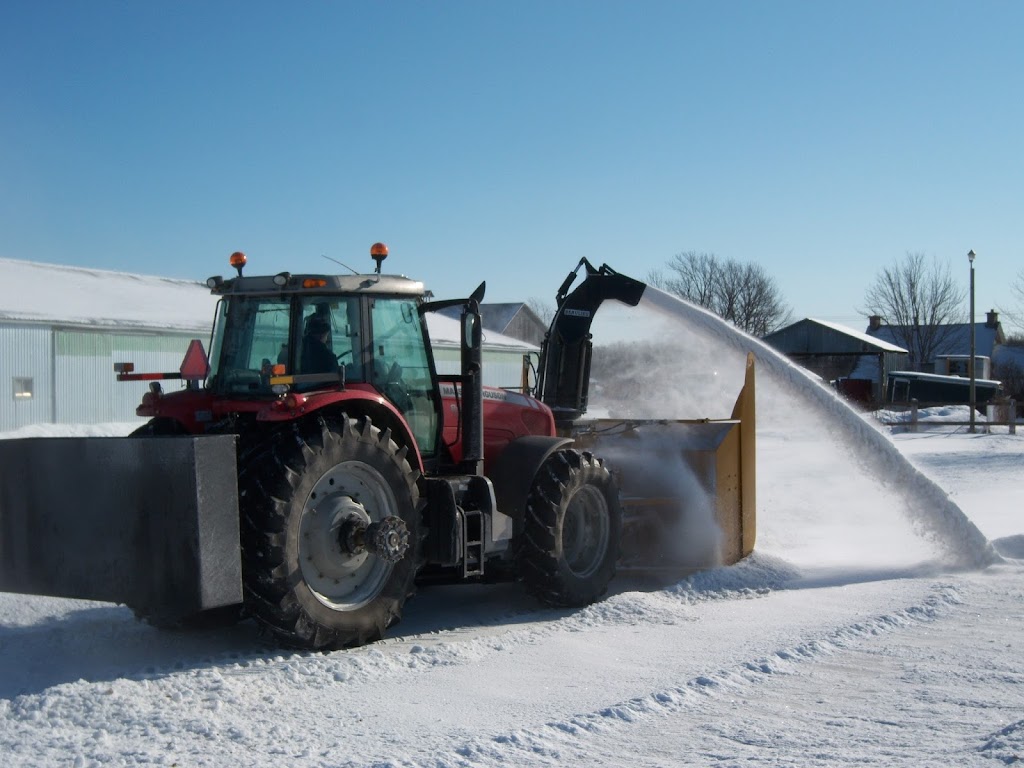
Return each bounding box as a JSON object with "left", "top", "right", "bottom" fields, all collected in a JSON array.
[
  {"left": 370, "top": 298, "right": 438, "bottom": 455},
  {"left": 208, "top": 296, "right": 290, "bottom": 395},
  {"left": 296, "top": 297, "right": 364, "bottom": 384}
]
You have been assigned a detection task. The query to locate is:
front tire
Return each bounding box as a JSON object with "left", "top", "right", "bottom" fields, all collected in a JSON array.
[
  {"left": 518, "top": 449, "right": 622, "bottom": 607},
  {"left": 239, "top": 414, "right": 422, "bottom": 650}
]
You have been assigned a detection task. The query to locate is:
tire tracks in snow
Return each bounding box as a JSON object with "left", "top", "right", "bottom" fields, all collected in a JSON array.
[
  {"left": 210, "top": 553, "right": 802, "bottom": 691},
  {"left": 414, "top": 582, "right": 969, "bottom": 768},
  {"left": 0, "top": 556, "right": 803, "bottom": 765}
]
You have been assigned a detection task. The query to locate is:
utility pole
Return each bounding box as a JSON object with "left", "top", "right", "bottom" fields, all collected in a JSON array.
[{"left": 968, "top": 249, "right": 976, "bottom": 433}]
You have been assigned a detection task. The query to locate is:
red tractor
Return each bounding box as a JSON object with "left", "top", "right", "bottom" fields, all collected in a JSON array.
[{"left": 0, "top": 245, "right": 755, "bottom": 650}]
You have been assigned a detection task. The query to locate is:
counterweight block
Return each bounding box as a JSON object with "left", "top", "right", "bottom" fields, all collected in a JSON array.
[{"left": 0, "top": 435, "right": 243, "bottom": 618}]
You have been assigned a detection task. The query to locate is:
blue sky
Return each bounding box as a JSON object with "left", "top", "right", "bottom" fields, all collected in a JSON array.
[{"left": 2, "top": 1, "right": 1021, "bottom": 331}]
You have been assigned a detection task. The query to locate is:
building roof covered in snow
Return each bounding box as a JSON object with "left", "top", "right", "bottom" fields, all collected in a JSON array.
[
  {"left": 0, "top": 257, "right": 536, "bottom": 350},
  {"left": 427, "top": 312, "right": 536, "bottom": 350},
  {"left": 438, "top": 302, "right": 546, "bottom": 346},
  {"left": 1, "top": 257, "right": 217, "bottom": 332},
  {"left": 805, "top": 318, "right": 907, "bottom": 352},
  {"left": 865, "top": 311, "right": 1006, "bottom": 361},
  {"left": 763, "top": 317, "right": 908, "bottom": 356}
]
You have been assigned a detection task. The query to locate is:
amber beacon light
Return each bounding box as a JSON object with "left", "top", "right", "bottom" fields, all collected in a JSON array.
[
  {"left": 229, "top": 251, "right": 247, "bottom": 277},
  {"left": 370, "top": 242, "right": 388, "bottom": 274}
]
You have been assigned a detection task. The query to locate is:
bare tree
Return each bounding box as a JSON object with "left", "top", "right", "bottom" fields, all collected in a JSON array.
[
  {"left": 526, "top": 297, "right": 555, "bottom": 326},
  {"left": 729, "top": 262, "right": 793, "bottom": 337},
  {"left": 1001, "top": 269, "right": 1024, "bottom": 333},
  {"left": 644, "top": 269, "right": 667, "bottom": 290},
  {"left": 862, "top": 252, "right": 965, "bottom": 370},
  {"left": 654, "top": 251, "right": 792, "bottom": 336}
]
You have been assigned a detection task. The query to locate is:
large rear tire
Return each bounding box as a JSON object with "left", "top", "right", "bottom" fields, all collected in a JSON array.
[
  {"left": 518, "top": 449, "right": 622, "bottom": 607},
  {"left": 239, "top": 414, "right": 422, "bottom": 650}
]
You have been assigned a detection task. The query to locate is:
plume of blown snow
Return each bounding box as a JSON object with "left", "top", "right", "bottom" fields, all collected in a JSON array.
[
  {"left": 588, "top": 288, "right": 999, "bottom": 571},
  {"left": 593, "top": 428, "right": 724, "bottom": 568}
]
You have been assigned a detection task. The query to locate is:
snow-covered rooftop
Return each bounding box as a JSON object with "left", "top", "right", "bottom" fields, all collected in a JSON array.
[
  {"left": 867, "top": 319, "right": 1003, "bottom": 358},
  {"left": 0, "top": 257, "right": 536, "bottom": 349},
  {"left": 428, "top": 312, "right": 536, "bottom": 350},
  {"left": 1, "top": 257, "right": 217, "bottom": 332},
  {"left": 806, "top": 317, "right": 908, "bottom": 353}
]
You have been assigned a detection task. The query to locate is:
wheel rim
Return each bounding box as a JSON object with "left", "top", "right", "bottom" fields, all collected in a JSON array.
[
  {"left": 562, "top": 485, "right": 611, "bottom": 578},
  {"left": 298, "top": 460, "right": 399, "bottom": 610}
]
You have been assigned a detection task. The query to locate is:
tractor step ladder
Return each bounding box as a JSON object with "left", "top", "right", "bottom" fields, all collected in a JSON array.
[{"left": 461, "top": 508, "right": 484, "bottom": 578}]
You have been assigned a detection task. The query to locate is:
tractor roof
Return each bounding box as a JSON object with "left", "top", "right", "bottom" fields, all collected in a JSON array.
[{"left": 207, "top": 272, "right": 427, "bottom": 298}]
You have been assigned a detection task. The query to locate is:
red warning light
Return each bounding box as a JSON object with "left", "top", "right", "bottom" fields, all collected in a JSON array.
[{"left": 179, "top": 339, "right": 211, "bottom": 380}]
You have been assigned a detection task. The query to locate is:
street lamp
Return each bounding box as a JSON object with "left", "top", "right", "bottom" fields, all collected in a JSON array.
[{"left": 968, "top": 249, "right": 976, "bottom": 433}]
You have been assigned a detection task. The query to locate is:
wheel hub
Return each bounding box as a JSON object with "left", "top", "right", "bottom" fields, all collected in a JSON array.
[
  {"left": 298, "top": 460, "right": 403, "bottom": 610},
  {"left": 563, "top": 485, "right": 611, "bottom": 578},
  {"left": 339, "top": 515, "right": 410, "bottom": 563},
  {"left": 300, "top": 497, "right": 371, "bottom": 583}
]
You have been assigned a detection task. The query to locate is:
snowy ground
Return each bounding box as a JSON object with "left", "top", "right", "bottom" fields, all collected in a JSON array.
[{"left": 1, "top": 290, "right": 1022, "bottom": 767}]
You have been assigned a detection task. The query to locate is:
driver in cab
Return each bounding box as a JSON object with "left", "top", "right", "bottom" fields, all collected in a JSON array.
[{"left": 300, "top": 315, "right": 338, "bottom": 374}]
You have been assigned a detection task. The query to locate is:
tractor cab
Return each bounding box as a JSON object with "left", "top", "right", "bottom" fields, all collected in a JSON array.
[{"left": 200, "top": 248, "right": 444, "bottom": 458}]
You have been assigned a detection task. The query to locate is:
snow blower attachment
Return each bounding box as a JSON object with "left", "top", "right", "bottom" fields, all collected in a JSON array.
[
  {"left": 569, "top": 353, "right": 756, "bottom": 570},
  {"left": 536, "top": 258, "right": 756, "bottom": 570},
  {"left": 537, "top": 259, "right": 647, "bottom": 425},
  {"left": 0, "top": 248, "right": 754, "bottom": 649}
]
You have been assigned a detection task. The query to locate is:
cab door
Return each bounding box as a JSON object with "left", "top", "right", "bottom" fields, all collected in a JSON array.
[{"left": 369, "top": 297, "right": 441, "bottom": 458}]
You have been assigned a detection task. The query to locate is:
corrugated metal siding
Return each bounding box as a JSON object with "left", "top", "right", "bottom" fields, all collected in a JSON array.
[
  {"left": 432, "top": 346, "right": 530, "bottom": 389},
  {"left": 0, "top": 324, "right": 53, "bottom": 431},
  {"left": 111, "top": 336, "right": 208, "bottom": 422},
  {"left": 2, "top": 318, "right": 533, "bottom": 430},
  {"left": 54, "top": 329, "right": 203, "bottom": 425}
]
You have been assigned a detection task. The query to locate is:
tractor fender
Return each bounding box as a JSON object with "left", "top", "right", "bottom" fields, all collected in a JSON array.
[
  {"left": 255, "top": 390, "right": 425, "bottom": 472},
  {"left": 490, "top": 435, "right": 574, "bottom": 527}
]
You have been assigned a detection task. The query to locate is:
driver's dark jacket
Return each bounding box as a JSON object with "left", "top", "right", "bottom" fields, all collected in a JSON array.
[{"left": 301, "top": 337, "right": 338, "bottom": 374}]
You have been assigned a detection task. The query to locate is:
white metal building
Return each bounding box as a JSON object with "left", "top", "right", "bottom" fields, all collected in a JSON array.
[
  {"left": 0, "top": 258, "right": 537, "bottom": 432},
  {"left": 0, "top": 258, "right": 219, "bottom": 432}
]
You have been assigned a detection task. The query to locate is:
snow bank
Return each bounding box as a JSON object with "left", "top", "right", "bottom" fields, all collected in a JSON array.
[{"left": 0, "top": 422, "right": 138, "bottom": 440}]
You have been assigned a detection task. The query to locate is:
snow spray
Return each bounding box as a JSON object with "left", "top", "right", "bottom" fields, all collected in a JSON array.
[
  {"left": 588, "top": 287, "right": 999, "bottom": 571},
  {"left": 593, "top": 428, "right": 724, "bottom": 569}
]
